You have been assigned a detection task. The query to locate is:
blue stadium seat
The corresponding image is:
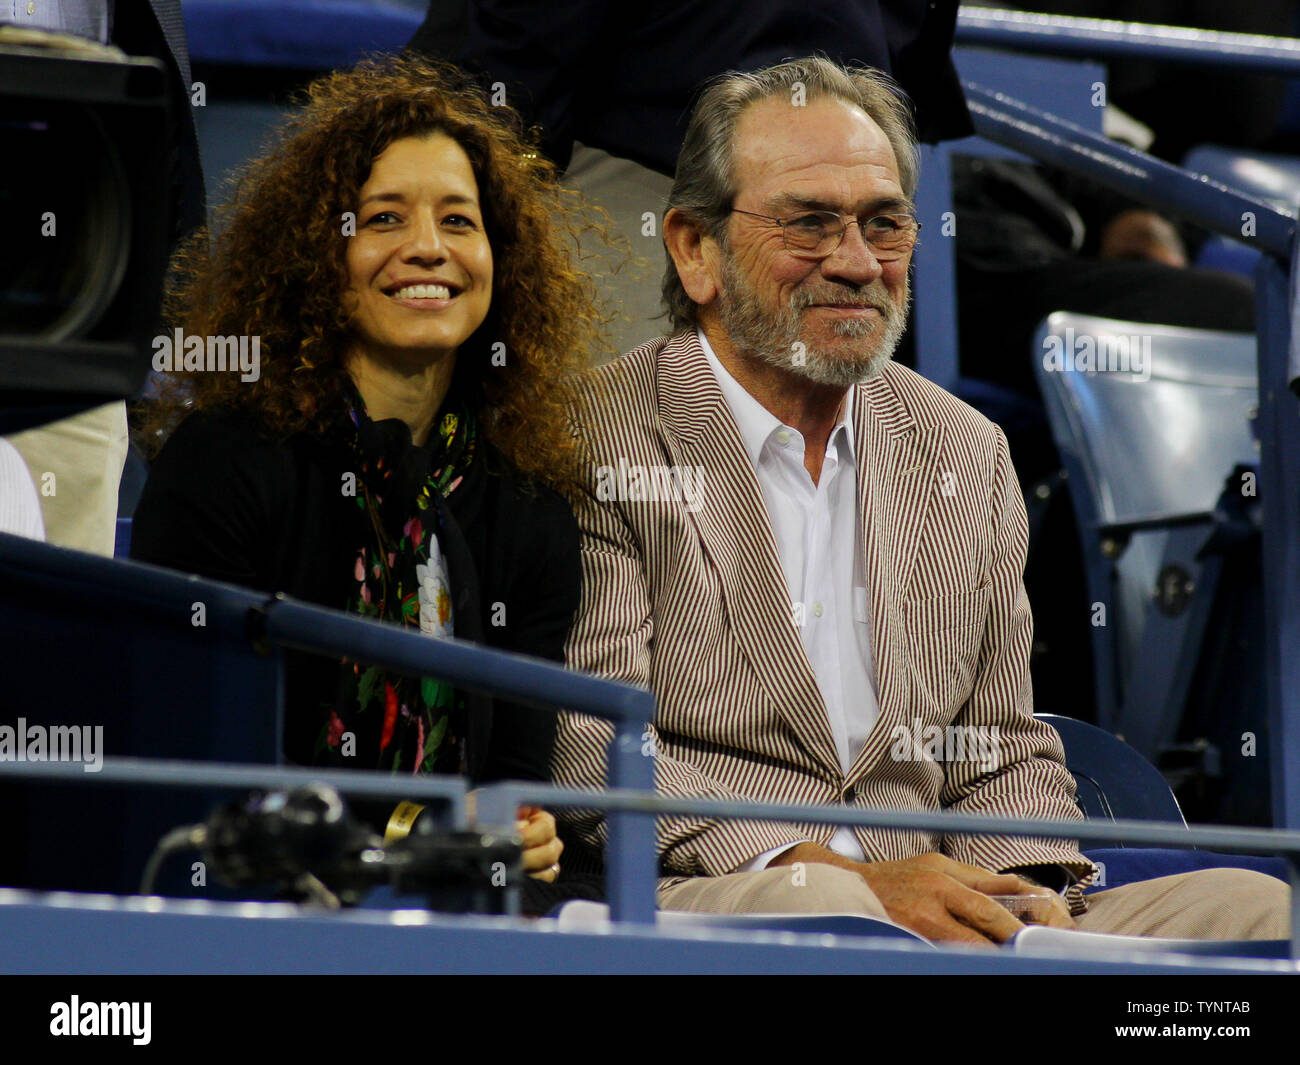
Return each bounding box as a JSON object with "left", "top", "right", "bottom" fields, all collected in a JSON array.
[
  {"left": 1183, "top": 146, "right": 1300, "bottom": 279},
  {"left": 1036, "top": 713, "right": 1185, "bottom": 829},
  {"left": 114, "top": 516, "right": 132, "bottom": 559},
  {"left": 183, "top": 0, "right": 422, "bottom": 70},
  {"left": 1032, "top": 312, "right": 1260, "bottom": 767},
  {"left": 1036, "top": 717, "right": 1291, "bottom": 896}
]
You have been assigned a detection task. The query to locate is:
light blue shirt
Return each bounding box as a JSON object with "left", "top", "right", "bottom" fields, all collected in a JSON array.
[{"left": 2, "top": 0, "right": 109, "bottom": 44}]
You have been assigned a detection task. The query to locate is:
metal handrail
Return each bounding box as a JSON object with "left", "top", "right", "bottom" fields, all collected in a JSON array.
[
  {"left": 7, "top": 756, "right": 1300, "bottom": 854},
  {"left": 957, "top": 7, "right": 1300, "bottom": 76},
  {"left": 259, "top": 596, "right": 649, "bottom": 727},
  {"left": 0, "top": 755, "right": 473, "bottom": 808},
  {"left": 961, "top": 81, "right": 1297, "bottom": 257},
  {"left": 4, "top": 755, "right": 1299, "bottom": 957}
]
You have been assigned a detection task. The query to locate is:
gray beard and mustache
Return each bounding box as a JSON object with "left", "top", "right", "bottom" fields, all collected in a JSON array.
[{"left": 716, "top": 252, "right": 909, "bottom": 387}]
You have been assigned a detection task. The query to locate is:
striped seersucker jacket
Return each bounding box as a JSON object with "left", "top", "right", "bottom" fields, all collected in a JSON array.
[{"left": 552, "top": 329, "right": 1094, "bottom": 890}]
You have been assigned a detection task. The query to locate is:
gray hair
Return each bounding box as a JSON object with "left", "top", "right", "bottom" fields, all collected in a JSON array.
[{"left": 662, "top": 56, "right": 919, "bottom": 333}]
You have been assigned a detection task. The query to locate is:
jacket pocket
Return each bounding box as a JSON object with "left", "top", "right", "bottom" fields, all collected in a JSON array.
[
  {"left": 899, "top": 585, "right": 990, "bottom": 716},
  {"left": 901, "top": 584, "right": 989, "bottom": 634}
]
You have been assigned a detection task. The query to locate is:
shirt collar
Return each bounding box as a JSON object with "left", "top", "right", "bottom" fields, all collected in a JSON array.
[{"left": 698, "top": 328, "right": 856, "bottom": 469}]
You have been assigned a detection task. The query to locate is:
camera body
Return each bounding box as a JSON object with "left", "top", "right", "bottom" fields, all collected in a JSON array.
[{"left": 0, "top": 40, "right": 172, "bottom": 433}]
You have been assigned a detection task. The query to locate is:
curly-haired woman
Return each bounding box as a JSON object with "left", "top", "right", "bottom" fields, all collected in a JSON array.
[{"left": 132, "top": 56, "right": 609, "bottom": 902}]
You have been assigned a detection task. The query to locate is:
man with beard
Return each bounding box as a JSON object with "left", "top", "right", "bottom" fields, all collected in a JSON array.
[{"left": 552, "top": 56, "right": 1287, "bottom": 944}]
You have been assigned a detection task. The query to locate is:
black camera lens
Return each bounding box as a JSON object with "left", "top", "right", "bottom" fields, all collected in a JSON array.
[{"left": 0, "top": 101, "right": 129, "bottom": 339}]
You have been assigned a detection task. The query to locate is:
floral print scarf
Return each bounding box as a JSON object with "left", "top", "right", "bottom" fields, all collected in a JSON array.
[{"left": 315, "top": 386, "right": 476, "bottom": 775}]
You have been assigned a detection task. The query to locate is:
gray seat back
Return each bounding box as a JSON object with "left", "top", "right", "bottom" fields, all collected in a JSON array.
[
  {"left": 1033, "top": 312, "right": 1260, "bottom": 709},
  {"left": 1033, "top": 312, "right": 1258, "bottom": 529}
]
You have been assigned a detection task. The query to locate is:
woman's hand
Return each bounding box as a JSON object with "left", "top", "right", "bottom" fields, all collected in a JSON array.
[{"left": 517, "top": 805, "right": 563, "bottom": 881}]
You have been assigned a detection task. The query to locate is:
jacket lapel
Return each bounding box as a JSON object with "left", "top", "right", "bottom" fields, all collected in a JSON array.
[
  {"left": 845, "top": 368, "right": 947, "bottom": 785},
  {"left": 657, "top": 333, "right": 842, "bottom": 779}
]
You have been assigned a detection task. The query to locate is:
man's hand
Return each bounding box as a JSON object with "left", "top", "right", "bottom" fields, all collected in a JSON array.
[
  {"left": 856, "top": 853, "right": 1033, "bottom": 945},
  {"left": 769, "top": 845, "right": 1037, "bottom": 946}
]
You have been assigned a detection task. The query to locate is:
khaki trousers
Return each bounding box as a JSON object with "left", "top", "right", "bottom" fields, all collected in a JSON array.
[
  {"left": 658, "top": 863, "right": 1290, "bottom": 941},
  {"left": 6, "top": 401, "right": 128, "bottom": 557},
  {"left": 564, "top": 143, "right": 674, "bottom": 361}
]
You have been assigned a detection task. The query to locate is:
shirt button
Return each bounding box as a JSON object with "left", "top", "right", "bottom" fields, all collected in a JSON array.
[
  {"left": 812, "top": 602, "right": 824, "bottom": 617},
  {"left": 28, "top": 2, "right": 36, "bottom": 13},
  {"left": 775, "top": 429, "right": 791, "bottom": 446}
]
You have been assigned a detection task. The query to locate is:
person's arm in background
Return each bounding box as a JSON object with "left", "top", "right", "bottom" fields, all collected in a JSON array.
[{"left": 880, "top": 0, "right": 972, "bottom": 143}]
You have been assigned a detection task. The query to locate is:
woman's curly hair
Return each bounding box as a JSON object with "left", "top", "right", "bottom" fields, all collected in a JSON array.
[{"left": 138, "top": 54, "right": 611, "bottom": 487}]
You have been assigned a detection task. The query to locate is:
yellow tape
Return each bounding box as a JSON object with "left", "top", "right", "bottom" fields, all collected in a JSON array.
[{"left": 383, "top": 801, "right": 427, "bottom": 844}]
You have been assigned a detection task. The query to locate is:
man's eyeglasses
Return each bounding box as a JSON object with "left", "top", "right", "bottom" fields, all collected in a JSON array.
[{"left": 729, "top": 208, "right": 921, "bottom": 260}]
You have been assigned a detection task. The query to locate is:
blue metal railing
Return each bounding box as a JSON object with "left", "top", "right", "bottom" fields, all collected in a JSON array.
[
  {"left": 956, "top": 7, "right": 1300, "bottom": 76},
  {"left": 5, "top": 753, "right": 1300, "bottom": 958},
  {"left": 6, "top": 755, "right": 1300, "bottom": 855},
  {"left": 961, "top": 83, "right": 1296, "bottom": 254}
]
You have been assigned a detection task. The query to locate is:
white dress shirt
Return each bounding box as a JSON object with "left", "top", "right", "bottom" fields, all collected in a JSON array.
[{"left": 699, "top": 332, "right": 878, "bottom": 868}]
